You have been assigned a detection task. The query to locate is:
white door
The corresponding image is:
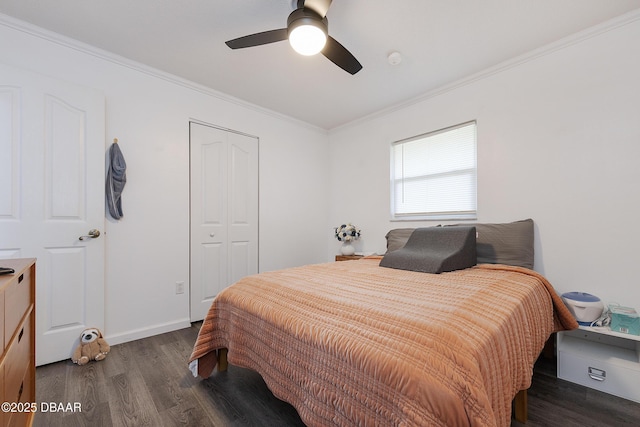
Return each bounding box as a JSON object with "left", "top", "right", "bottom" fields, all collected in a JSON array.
[
  {"left": 0, "top": 63, "right": 105, "bottom": 366},
  {"left": 189, "top": 122, "right": 258, "bottom": 321}
]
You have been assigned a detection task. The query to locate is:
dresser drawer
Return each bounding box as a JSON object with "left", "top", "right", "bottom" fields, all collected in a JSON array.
[
  {"left": 5, "top": 364, "right": 35, "bottom": 427},
  {"left": 0, "top": 290, "right": 4, "bottom": 357},
  {"left": 4, "top": 268, "right": 32, "bottom": 344},
  {"left": 6, "top": 407, "right": 30, "bottom": 427},
  {"left": 4, "top": 315, "right": 33, "bottom": 405},
  {"left": 0, "top": 362, "right": 4, "bottom": 427}
]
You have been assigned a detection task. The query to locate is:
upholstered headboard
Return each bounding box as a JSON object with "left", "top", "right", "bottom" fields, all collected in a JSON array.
[{"left": 384, "top": 219, "right": 534, "bottom": 269}]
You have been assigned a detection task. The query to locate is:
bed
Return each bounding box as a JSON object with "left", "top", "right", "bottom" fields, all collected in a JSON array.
[{"left": 189, "top": 219, "right": 578, "bottom": 426}]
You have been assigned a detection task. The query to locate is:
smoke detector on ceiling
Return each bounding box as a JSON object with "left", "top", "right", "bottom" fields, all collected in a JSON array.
[{"left": 387, "top": 51, "right": 402, "bottom": 65}]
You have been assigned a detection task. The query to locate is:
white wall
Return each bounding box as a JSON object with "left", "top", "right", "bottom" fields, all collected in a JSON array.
[
  {"left": 3, "top": 11, "right": 640, "bottom": 345},
  {"left": 0, "top": 16, "right": 330, "bottom": 344},
  {"left": 327, "top": 14, "right": 640, "bottom": 308}
]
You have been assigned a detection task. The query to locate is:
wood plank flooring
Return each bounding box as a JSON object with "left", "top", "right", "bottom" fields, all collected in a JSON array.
[{"left": 33, "top": 323, "right": 640, "bottom": 426}]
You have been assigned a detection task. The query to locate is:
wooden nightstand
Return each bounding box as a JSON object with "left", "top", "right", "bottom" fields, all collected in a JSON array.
[{"left": 335, "top": 255, "right": 364, "bottom": 261}]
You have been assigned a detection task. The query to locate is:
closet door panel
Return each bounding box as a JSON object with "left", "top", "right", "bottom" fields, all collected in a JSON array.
[
  {"left": 228, "top": 132, "right": 258, "bottom": 283},
  {"left": 190, "top": 123, "right": 257, "bottom": 322}
]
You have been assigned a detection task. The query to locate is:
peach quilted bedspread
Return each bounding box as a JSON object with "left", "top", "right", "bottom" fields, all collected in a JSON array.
[{"left": 190, "top": 257, "right": 577, "bottom": 426}]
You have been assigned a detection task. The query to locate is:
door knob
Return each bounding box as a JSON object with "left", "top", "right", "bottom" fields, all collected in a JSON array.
[{"left": 79, "top": 229, "right": 101, "bottom": 241}]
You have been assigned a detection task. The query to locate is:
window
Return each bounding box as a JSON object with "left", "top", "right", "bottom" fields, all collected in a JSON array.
[{"left": 390, "top": 121, "right": 477, "bottom": 221}]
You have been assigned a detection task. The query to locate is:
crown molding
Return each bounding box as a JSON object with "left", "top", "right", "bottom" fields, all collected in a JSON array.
[
  {"left": 2, "top": 7, "right": 638, "bottom": 135},
  {"left": 0, "top": 12, "right": 327, "bottom": 135},
  {"left": 330, "top": 8, "right": 640, "bottom": 134}
]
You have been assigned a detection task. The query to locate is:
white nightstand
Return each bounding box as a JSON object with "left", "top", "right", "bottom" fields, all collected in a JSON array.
[{"left": 557, "top": 326, "right": 640, "bottom": 403}]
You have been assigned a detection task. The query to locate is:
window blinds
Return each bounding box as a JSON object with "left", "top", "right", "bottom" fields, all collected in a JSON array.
[{"left": 391, "top": 121, "right": 477, "bottom": 220}]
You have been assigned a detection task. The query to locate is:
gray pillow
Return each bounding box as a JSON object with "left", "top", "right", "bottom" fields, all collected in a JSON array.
[
  {"left": 380, "top": 226, "right": 477, "bottom": 274},
  {"left": 465, "top": 219, "right": 534, "bottom": 269},
  {"left": 384, "top": 228, "right": 415, "bottom": 253},
  {"left": 384, "top": 219, "right": 534, "bottom": 269}
]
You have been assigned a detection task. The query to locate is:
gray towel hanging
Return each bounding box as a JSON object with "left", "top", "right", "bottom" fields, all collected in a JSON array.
[{"left": 106, "top": 141, "right": 126, "bottom": 220}]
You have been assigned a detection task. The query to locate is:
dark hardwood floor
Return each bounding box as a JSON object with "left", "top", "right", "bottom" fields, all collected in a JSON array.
[{"left": 33, "top": 323, "right": 640, "bottom": 426}]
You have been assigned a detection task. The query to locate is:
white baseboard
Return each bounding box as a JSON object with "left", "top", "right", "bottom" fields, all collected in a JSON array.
[{"left": 104, "top": 318, "right": 192, "bottom": 346}]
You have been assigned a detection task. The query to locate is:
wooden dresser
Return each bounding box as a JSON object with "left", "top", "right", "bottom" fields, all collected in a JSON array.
[{"left": 0, "top": 258, "right": 36, "bottom": 427}]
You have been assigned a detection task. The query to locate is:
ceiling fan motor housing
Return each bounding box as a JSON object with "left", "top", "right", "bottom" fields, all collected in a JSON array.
[{"left": 287, "top": 7, "right": 328, "bottom": 37}]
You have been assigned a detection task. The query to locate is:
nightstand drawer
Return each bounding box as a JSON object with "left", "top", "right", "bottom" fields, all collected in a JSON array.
[
  {"left": 4, "top": 268, "right": 32, "bottom": 344},
  {"left": 558, "top": 347, "right": 640, "bottom": 402}
]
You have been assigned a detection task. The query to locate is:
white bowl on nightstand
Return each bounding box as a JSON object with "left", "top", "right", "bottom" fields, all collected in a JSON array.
[{"left": 561, "top": 291, "right": 604, "bottom": 326}]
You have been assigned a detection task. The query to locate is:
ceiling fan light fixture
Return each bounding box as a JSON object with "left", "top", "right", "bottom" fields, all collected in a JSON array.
[
  {"left": 289, "top": 25, "right": 327, "bottom": 55},
  {"left": 287, "top": 8, "right": 328, "bottom": 56}
]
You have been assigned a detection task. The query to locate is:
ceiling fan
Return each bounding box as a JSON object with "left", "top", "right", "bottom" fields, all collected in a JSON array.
[{"left": 225, "top": 0, "right": 362, "bottom": 75}]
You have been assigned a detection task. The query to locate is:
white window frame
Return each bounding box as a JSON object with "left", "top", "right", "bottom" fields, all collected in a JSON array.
[{"left": 390, "top": 121, "right": 477, "bottom": 221}]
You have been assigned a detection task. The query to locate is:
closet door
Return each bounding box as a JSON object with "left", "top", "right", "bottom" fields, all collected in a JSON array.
[
  {"left": 189, "top": 122, "right": 258, "bottom": 321},
  {"left": 0, "top": 62, "right": 105, "bottom": 365}
]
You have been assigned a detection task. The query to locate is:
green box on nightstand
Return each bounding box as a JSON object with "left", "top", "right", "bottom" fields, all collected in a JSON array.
[{"left": 610, "top": 305, "right": 640, "bottom": 336}]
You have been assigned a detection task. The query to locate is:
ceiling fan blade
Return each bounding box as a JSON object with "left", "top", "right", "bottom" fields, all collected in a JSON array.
[
  {"left": 321, "top": 36, "right": 362, "bottom": 75},
  {"left": 225, "top": 28, "right": 288, "bottom": 49}
]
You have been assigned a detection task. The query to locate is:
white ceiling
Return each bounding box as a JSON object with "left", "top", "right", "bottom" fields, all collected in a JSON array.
[{"left": 1, "top": 0, "right": 639, "bottom": 130}]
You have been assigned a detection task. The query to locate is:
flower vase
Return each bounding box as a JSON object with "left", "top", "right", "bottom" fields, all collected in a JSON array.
[{"left": 341, "top": 242, "right": 355, "bottom": 256}]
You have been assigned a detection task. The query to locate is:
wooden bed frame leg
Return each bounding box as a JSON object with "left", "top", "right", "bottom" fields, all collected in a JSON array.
[
  {"left": 513, "top": 389, "right": 527, "bottom": 423},
  {"left": 542, "top": 333, "right": 555, "bottom": 359},
  {"left": 217, "top": 348, "right": 228, "bottom": 372}
]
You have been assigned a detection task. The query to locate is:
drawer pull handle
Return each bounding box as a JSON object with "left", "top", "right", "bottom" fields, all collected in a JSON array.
[
  {"left": 19, "top": 273, "right": 24, "bottom": 283},
  {"left": 588, "top": 366, "right": 606, "bottom": 382},
  {"left": 18, "top": 381, "right": 23, "bottom": 401},
  {"left": 18, "top": 327, "right": 24, "bottom": 342}
]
